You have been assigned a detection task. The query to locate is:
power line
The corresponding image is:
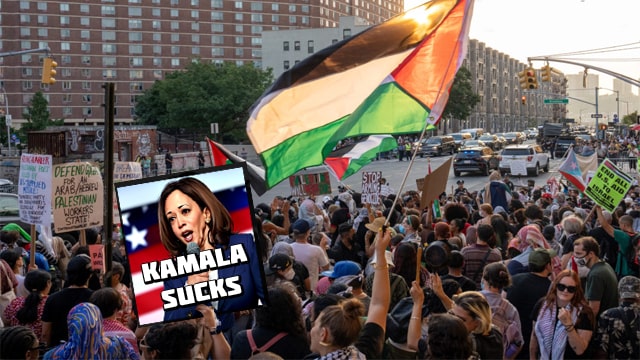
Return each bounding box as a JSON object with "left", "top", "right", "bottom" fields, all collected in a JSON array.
[{"left": 537, "top": 41, "right": 640, "bottom": 58}]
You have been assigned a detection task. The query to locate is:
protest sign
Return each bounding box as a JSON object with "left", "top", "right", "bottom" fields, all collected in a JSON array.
[
  {"left": 289, "top": 170, "right": 331, "bottom": 196},
  {"left": 18, "top": 154, "right": 52, "bottom": 225},
  {"left": 89, "top": 244, "right": 105, "bottom": 272},
  {"left": 584, "top": 159, "right": 633, "bottom": 213},
  {"left": 420, "top": 157, "right": 453, "bottom": 209},
  {"left": 361, "top": 171, "right": 381, "bottom": 204},
  {"left": 113, "top": 162, "right": 143, "bottom": 224},
  {"left": 115, "top": 164, "right": 266, "bottom": 326},
  {"left": 52, "top": 162, "right": 104, "bottom": 233}
]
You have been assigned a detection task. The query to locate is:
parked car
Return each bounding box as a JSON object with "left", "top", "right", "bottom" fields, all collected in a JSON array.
[
  {"left": 453, "top": 146, "right": 500, "bottom": 176},
  {"left": 460, "top": 139, "right": 486, "bottom": 149},
  {"left": 418, "top": 135, "right": 456, "bottom": 157},
  {"left": 478, "top": 134, "right": 503, "bottom": 150},
  {"left": 503, "top": 132, "right": 522, "bottom": 145},
  {"left": 0, "top": 179, "right": 14, "bottom": 193},
  {"left": 460, "top": 128, "right": 485, "bottom": 140},
  {"left": 516, "top": 132, "right": 528, "bottom": 143},
  {"left": 527, "top": 128, "right": 539, "bottom": 139},
  {"left": 0, "top": 193, "right": 21, "bottom": 227},
  {"left": 554, "top": 136, "right": 577, "bottom": 158},
  {"left": 449, "top": 132, "right": 472, "bottom": 152},
  {"left": 498, "top": 144, "right": 550, "bottom": 176}
]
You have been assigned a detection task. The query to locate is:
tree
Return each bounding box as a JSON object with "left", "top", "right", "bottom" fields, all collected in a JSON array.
[
  {"left": 134, "top": 61, "right": 273, "bottom": 143},
  {"left": 19, "top": 91, "right": 64, "bottom": 139},
  {"left": 622, "top": 110, "right": 638, "bottom": 126},
  {"left": 441, "top": 66, "right": 480, "bottom": 131}
]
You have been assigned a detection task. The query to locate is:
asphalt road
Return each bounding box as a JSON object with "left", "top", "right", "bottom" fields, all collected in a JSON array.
[{"left": 251, "top": 140, "right": 565, "bottom": 206}]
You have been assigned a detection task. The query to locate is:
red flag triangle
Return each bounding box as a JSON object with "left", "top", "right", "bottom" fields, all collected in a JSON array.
[
  {"left": 324, "top": 157, "right": 351, "bottom": 180},
  {"left": 207, "top": 137, "right": 230, "bottom": 166}
]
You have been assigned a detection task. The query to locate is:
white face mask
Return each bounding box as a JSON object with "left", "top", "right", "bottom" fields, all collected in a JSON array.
[{"left": 283, "top": 267, "right": 295, "bottom": 281}]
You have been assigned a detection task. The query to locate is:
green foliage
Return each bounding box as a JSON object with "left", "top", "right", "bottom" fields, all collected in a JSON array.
[
  {"left": 18, "top": 91, "right": 63, "bottom": 139},
  {"left": 134, "top": 61, "right": 273, "bottom": 143},
  {"left": 442, "top": 66, "right": 480, "bottom": 121},
  {"left": 622, "top": 111, "right": 638, "bottom": 126}
]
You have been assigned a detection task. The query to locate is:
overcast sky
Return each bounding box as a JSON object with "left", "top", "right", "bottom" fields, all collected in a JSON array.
[{"left": 405, "top": 0, "right": 640, "bottom": 91}]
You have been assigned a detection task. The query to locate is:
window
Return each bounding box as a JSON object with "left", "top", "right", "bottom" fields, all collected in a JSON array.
[
  {"left": 20, "top": 28, "right": 31, "bottom": 37},
  {"left": 103, "top": 70, "right": 117, "bottom": 78},
  {"left": 171, "top": 33, "right": 180, "bottom": 42},
  {"left": 63, "top": 107, "right": 72, "bottom": 116},
  {"left": 152, "top": 20, "right": 161, "bottom": 30},
  {"left": 60, "top": 16, "right": 70, "bottom": 26},
  {"left": 82, "top": 95, "right": 92, "bottom": 103},
  {"left": 81, "top": 43, "right": 91, "bottom": 52},
  {"left": 82, "top": 108, "right": 92, "bottom": 116},
  {"left": 82, "top": 82, "right": 91, "bottom": 90},
  {"left": 62, "top": 94, "right": 72, "bottom": 103},
  {"left": 171, "top": 58, "right": 180, "bottom": 67},
  {"left": 80, "top": 4, "right": 89, "bottom": 13},
  {"left": 101, "top": 6, "right": 116, "bottom": 16},
  {"left": 129, "top": 45, "right": 143, "bottom": 54},
  {"left": 272, "top": 4, "right": 279, "bottom": 11},
  {"left": 211, "top": 48, "right": 223, "bottom": 56},
  {"left": 129, "top": 32, "right": 142, "bottom": 42},
  {"left": 171, "top": 46, "right": 180, "bottom": 55},
  {"left": 37, "top": 2, "right": 47, "bottom": 11},
  {"left": 289, "top": 4, "right": 296, "bottom": 12},
  {"left": 251, "top": 14, "right": 263, "bottom": 22},
  {"left": 235, "top": 13, "right": 243, "bottom": 21},
  {"left": 251, "top": 37, "right": 261, "bottom": 46},
  {"left": 251, "top": 49, "right": 261, "bottom": 58},
  {"left": 128, "top": 7, "right": 142, "bottom": 16},
  {"left": 153, "top": 33, "right": 161, "bottom": 42},
  {"left": 191, "top": 10, "right": 199, "bottom": 19},
  {"left": 302, "top": 5, "right": 310, "bottom": 13},
  {"left": 171, "top": 21, "right": 179, "bottom": 30},
  {"left": 283, "top": 41, "right": 289, "bottom": 51},
  {"left": 251, "top": 25, "right": 262, "bottom": 34},
  {"left": 60, "top": 69, "right": 71, "bottom": 78},
  {"left": 102, "top": 31, "right": 116, "bottom": 41},
  {"left": 235, "top": 48, "right": 243, "bottom": 56},
  {"left": 271, "top": 15, "right": 279, "bottom": 22},
  {"left": 102, "top": 57, "right": 116, "bottom": 66},
  {"left": 301, "top": 16, "right": 309, "bottom": 25},
  {"left": 234, "top": 1, "right": 242, "bottom": 9},
  {"left": 294, "top": 41, "right": 300, "bottom": 51},
  {"left": 21, "top": 68, "right": 33, "bottom": 77},
  {"left": 235, "top": 24, "right": 243, "bottom": 32},
  {"left": 308, "top": 40, "right": 314, "bottom": 53},
  {"left": 235, "top": 36, "right": 243, "bottom": 45},
  {"left": 191, "top": 0, "right": 199, "bottom": 5},
  {"left": 102, "top": 18, "right": 116, "bottom": 28},
  {"left": 20, "top": 14, "right": 30, "bottom": 23},
  {"left": 62, "top": 81, "right": 72, "bottom": 90},
  {"left": 343, "top": 29, "right": 352, "bottom": 39},
  {"left": 81, "top": 69, "right": 91, "bottom": 77},
  {"left": 211, "top": 0, "right": 223, "bottom": 8},
  {"left": 129, "top": 58, "right": 142, "bottom": 66},
  {"left": 80, "top": 18, "right": 90, "bottom": 26},
  {"left": 289, "top": 16, "right": 297, "bottom": 24},
  {"left": 62, "top": 55, "right": 72, "bottom": 64},
  {"left": 61, "top": 29, "right": 71, "bottom": 38},
  {"left": 153, "top": 58, "right": 161, "bottom": 66},
  {"left": 192, "top": 34, "right": 200, "bottom": 43},
  {"left": 211, "top": 11, "right": 223, "bottom": 21},
  {"left": 102, "top": 44, "right": 116, "bottom": 53},
  {"left": 171, "top": 9, "right": 179, "bottom": 17},
  {"left": 152, "top": 8, "right": 161, "bottom": 17},
  {"left": 130, "top": 82, "right": 143, "bottom": 91},
  {"left": 20, "top": 1, "right": 29, "bottom": 10},
  {"left": 284, "top": 61, "right": 290, "bottom": 70},
  {"left": 21, "top": 41, "right": 32, "bottom": 50},
  {"left": 129, "top": 20, "right": 142, "bottom": 29},
  {"left": 192, "top": 47, "right": 200, "bottom": 55},
  {"left": 153, "top": 45, "right": 161, "bottom": 54},
  {"left": 212, "top": 23, "right": 223, "bottom": 32},
  {"left": 37, "top": 15, "right": 48, "bottom": 24},
  {"left": 211, "top": 35, "right": 223, "bottom": 44},
  {"left": 251, "top": 2, "right": 262, "bottom": 11},
  {"left": 153, "top": 70, "right": 162, "bottom": 79},
  {"left": 81, "top": 56, "right": 90, "bottom": 65}
]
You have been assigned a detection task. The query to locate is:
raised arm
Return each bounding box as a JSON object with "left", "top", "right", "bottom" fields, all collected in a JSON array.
[
  {"left": 366, "top": 227, "right": 391, "bottom": 329},
  {"left": 406, "top": 280, "right": 425, "bottom": 351}
]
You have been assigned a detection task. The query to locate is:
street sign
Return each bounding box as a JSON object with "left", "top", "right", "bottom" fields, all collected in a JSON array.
[
  {"left": 5, "top": 114, "right": 11, "bottom": 126},
  {"left": 543, "top": 98, "right": 568, "bottom": 104},
  {"left": 591, "top": 114, "right": 603, "bottom": 118}
]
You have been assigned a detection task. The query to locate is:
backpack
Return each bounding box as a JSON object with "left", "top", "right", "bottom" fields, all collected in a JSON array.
[
  {"left": 625, "top": 233, "right": 640, "bottom": 276},
  {"left": 246, "top": 330, "right": 287, "bottom": 355},
  {"left": 490, "top": 298, "right": 523, "bottom": 358}
]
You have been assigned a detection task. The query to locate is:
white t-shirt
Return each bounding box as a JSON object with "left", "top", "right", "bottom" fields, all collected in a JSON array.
[{"left": 290, "top": 242, "right": 330, "bottom": 291}]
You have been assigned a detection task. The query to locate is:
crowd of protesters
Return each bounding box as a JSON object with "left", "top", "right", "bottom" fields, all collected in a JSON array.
[{"left": 1, "top": 168, "right": 639, "bottom": 359}]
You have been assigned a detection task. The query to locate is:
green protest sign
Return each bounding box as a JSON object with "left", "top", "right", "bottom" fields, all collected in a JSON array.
[{"left": 584, "top": 159, "right": 633, "bottom": 212}]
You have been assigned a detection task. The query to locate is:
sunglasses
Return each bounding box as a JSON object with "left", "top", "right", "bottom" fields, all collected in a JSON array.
[{"left": 557, "top": 283, "right": 577, "bottom": 294}]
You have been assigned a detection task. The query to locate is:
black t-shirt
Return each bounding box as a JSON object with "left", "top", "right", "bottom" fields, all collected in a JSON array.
[
  {"left": 231, "top": 326, "right": 310, "bottom": 359},
  {"left": 441, "top": 273, "right": 477, "bottom": 292},
  {"left": 473, "top": 326, "right": 503, "bottom": 360},
  {"left": 588, "top": 227, "right": 618, "bottom": 269},
  {"left": 165, "top": 153, "right": 173, "bottom": 167},
  {"left": 293, "top": 261, "right": 310, "bottom": 299},
  {"left": 531, "top": 298, "right": 595, "bottom": 359},
  {"left": 41, "top": 287, "right": 94, "bottom": 346}
]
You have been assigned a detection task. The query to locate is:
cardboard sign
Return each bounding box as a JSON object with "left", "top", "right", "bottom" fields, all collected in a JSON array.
[
  {"left": 52, "top": 162, "right": 104, "bottom": 233},
  {"left": 89, "top": 244, "right": 105, "bottom": 272},
  {"left": 420, "top": 157, "right": 453, "bottom": 210},
  {"left": 18, "top": 154, "right": 53, "bottom": 225},
  {"left": 289, "top": 171, "right": 331, "bottom": 196},
  {"left": 509, "top": 161, "right": 528, "bottom": 176},
  {"left": 361, "top": 171, "right": 382, "bottom": 204},
  {"left": 584, "top": 159, "right": 633, "bottom": 213}
]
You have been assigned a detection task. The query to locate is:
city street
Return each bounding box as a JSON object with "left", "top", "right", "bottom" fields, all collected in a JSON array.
[{"left": 251, "top": 140, "right": 566, "bottom": 205}]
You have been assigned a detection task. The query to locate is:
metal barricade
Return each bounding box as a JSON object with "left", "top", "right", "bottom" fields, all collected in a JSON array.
[{"left": 605, "top": 157, "right": 639, "bottom": 173}]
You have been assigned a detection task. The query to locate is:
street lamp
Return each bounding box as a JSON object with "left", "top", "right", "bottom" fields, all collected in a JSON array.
[{"left": 0, "top": 87, "right": 9, "bottom": 156}]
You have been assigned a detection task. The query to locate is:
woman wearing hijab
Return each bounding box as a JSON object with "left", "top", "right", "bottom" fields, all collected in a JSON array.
[
  {"left": 506, "top": 224, "right": 562, "bottom": 276},
  {"left": 43, "top": 302, "right": 139, "bottom": 359}
]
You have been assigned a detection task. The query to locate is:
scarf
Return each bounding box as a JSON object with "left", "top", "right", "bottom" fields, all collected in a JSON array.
[
  {"left": 534, "top": 302, "right": 580, "bottom": 360},
  {"left": 316, "top": 346, "right": 366, "bottom": 360}
]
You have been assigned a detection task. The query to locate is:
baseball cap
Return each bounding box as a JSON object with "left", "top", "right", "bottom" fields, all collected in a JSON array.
[
  {"left": 267, "top": 253, "right": 292, "bottom": 275},
  {"left": 321, "top": 260, "right": 362, "bottom": 279},
  {"left": 541, "top": 193, "right": 553, "bottom": 199},
  {"left": 618, "top": 275, "right": 640, "bottom": 299},
  {"left": 338, "top": 222, "right": 352, "bottom": 234},
  {"left": 292, "top": 219, "right": 310, "bottom": 233},
  {"left": 528, "top": 248, "right": 556, "bottom": 268},
  {"left": 67, "top": 254, "right": 93, "bottom": 275}
]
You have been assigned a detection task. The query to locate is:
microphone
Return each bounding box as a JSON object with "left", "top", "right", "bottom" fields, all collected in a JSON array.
[{"left": 186, "top": 242, "right": 200, "bottom": 255}]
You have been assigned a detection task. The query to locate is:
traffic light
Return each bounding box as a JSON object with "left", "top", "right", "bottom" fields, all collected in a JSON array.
[
  {"left": 521, "top": 96, "right": 526, "bottom": 105},
  {"left": 541, "top": 64, "right": 552, "bottom": 82},
  {"left": 524, "top": 67, "right": 538, "bottom": 89},
  {"left": 599, "top": 124, "right": 608, "bottom": 131},
  {"left": 41, "top": 57, "right": 57, "bottom": 85},
  {"left": 518, "top": 69, "right": 527, "bottom": 89}
]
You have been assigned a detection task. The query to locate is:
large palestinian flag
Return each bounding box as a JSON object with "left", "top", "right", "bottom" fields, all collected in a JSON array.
[{"left": 247, "top": 0, "right": 474, "bottom": 188}]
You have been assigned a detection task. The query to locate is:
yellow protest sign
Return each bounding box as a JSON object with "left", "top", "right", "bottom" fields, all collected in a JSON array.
[{"left": 584, "top": 159, "right": 633, "bottom": 213}]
